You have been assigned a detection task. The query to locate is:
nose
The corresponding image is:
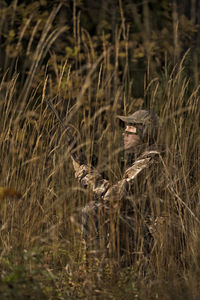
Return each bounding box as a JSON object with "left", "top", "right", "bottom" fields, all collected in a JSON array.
[{"left": 123, "top": 131, "right": 128, "bottom": 137}]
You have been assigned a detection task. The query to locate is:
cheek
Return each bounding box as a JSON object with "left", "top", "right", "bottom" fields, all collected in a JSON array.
[
  {"left": 130, "top": 135, "right": 141, "bottom": 145},
  {"left": 124, "top": 136, "right": 131, "bottom": 142}
]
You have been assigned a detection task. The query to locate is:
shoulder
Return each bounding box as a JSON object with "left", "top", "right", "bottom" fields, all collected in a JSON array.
[
  {"left": 139, "top": 144, "right": 165, "bottom": 160},
  {"left": 124, "top": 146, "right": 165, "bottom": 181},
  {"left": 124, "top": 157, "right": 152, "bottom": 181}
]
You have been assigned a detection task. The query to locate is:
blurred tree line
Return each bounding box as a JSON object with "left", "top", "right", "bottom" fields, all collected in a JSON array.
[{"left": 0, "top": 0, "right": 199, "bottom": 104}]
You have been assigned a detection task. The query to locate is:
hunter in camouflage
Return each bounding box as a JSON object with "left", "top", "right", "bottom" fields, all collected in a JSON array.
[{"left": 72, "top": 110, "right": 183, "bottom": 266}]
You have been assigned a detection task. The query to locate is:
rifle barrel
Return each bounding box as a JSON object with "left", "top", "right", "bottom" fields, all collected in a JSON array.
[
  {"left": 45, "top": 99, "right": 78, "bottom": 161},
  {"left": 45, "top": 99, "right": 73, "bottom": 140}
]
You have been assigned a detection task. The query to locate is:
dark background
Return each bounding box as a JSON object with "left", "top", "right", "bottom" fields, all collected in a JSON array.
[{"left": 0, "top": 0, "right": 199, "bottom": 103}]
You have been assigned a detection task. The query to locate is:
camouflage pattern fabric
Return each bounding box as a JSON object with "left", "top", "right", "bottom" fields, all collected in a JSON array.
[{"left": 73, "top": 147, "right": 184, "bottom": 266}]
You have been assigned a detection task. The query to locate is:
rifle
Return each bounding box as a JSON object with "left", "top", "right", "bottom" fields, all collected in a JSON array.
[{"left": 45, "top": 99, "right": 85, "bottom": 164}]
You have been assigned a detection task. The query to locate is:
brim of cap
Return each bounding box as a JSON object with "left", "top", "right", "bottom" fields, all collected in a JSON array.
[{"left": 116, "top": 115, "right": 135, "bottom": 123}]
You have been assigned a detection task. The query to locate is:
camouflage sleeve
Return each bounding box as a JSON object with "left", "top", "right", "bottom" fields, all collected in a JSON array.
[
  {"left": 73, "top": 156, "right": 152, "bottom": 203},
  {"left": 73, "top": 163, "right": 111, "bottom": 198}
]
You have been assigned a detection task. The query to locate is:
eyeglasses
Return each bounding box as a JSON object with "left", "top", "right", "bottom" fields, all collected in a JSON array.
[
  {"left": 124, "top": 123, "right": 143, "bottom": 136},
  {"left": 124, "top": 131, "right": 138, "bottom": 136}
]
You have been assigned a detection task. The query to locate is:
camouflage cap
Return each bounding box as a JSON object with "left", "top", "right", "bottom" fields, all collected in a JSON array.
[
  {"left": 117, "top": 110, "right": 159, "bottom": 126},
  {"left": 117, "top": 110, "right": 159, "bottom": 144}
]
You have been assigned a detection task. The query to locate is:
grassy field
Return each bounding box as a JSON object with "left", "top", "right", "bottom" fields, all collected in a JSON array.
[{"left": 0, "top": 4, "right": 200, "bottom": 300}]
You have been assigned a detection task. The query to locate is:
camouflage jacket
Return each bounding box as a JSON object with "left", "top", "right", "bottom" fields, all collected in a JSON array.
[
  {"left": 73, "top": 147, "right": 185, "bottom": 264},
  {"left": 74, "top": 148, "right": 167, "bottom": 208}
]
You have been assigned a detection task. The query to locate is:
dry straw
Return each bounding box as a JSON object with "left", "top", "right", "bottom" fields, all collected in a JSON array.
[{"left": 0, "top": 2, "right": 199, "bottom": 299}]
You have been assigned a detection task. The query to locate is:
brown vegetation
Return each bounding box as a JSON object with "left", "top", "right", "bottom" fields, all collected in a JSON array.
[{"left": 0, "top": 1, "right": 199, "bottom": 299}]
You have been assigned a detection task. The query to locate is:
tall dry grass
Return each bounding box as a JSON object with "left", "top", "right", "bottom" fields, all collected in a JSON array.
[{"left": 0, "top": 3, "right": 200, "bottom": 299}]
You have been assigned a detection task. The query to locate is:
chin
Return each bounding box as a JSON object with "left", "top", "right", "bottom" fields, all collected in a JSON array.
[{"left": 124, "top": 147, "right": 134, "bottom": 154}]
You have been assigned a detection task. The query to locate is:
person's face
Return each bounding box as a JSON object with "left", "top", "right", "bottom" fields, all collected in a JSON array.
[{"left": 122, "top": 124, "right": 142, "bottom": 151}]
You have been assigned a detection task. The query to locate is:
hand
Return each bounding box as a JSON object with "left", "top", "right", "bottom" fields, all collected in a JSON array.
[
  {"left": 72, "top": 158, "right": 89, "bottom": 179},
  {"left": 72, "top": 158, "right": 80, "bottom": 176}
]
